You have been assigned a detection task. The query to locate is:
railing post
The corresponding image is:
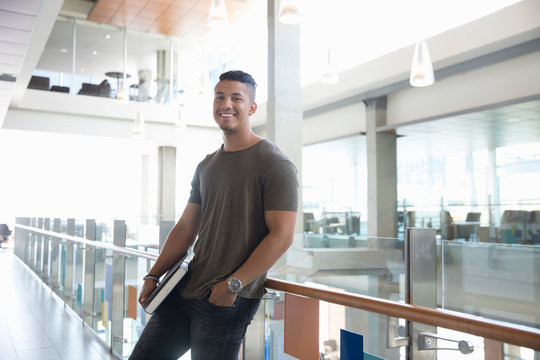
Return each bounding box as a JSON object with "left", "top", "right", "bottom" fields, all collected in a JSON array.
[
  {"left": 30, "top": 217, "right": 37, "bottom": 268},
  {"left": 84, "top": 219, "right": 97, "bottom": 328},
  {"left": 111, "top": 219, "right": 127, "bottom": 356},
  {"left": 405, "top": 227, "right": 437, "bottom": 360},
  {"left": 64, "top": 218, "right": 75, "bottom": 307},
  {"left": 51, "top": 218, "right": 62, "bottom": 296},
  {"left": 43, "top": 218, "right": 51, "bottom": 285},
  {"left": 36, "top": 217, "right": 43, "bottom": 277}
]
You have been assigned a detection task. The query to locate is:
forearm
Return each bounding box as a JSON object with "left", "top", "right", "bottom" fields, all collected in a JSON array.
[
  {"left": 147, "top": 203, "right": 201, "bottom": 277},
  {"left": 232, "top": 232, "right": 293, "bottom": 286},
  {"left": 148, "top": 224, "right": 195, "bottom": 277}
]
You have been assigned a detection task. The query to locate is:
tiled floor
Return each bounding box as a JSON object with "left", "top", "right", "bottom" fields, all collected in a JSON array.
[{"left": 0, "top": 246, "right": 120, "bottom": 360}]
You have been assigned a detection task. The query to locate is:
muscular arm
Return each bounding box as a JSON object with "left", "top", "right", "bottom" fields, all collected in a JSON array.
[
  {"left": 209, "top": 209, "right": 297, "bottom": 306},
  {"left": 139, "top": 202, "right": 201, "bottom": 305}
]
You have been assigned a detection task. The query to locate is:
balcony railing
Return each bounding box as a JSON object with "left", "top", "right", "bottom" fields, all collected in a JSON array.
[{"left": 13, "top": 217, "right": 540, "bottom": 359}]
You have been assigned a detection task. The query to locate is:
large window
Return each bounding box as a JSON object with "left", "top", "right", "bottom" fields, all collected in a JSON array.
[{"left": 302, "top": 135, "right": 367, "bottom": 236}]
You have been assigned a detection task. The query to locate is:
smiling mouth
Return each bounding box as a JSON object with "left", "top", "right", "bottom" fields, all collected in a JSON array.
[{"left": 219, "top": 113, "right": 235, "bottom": 118}]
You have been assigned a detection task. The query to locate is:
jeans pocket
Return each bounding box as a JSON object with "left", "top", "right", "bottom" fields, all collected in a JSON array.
[{"left": 203, "top": 293, "right": 236, "bottom": 310}]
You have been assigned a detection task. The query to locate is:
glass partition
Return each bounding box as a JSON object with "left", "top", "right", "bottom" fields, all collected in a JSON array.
[
  {"left": 32, "top": 17, "right": 190, "bottom": 106},
  {"left": 440, "top": 240, "right": 540, "bottom": 328}
]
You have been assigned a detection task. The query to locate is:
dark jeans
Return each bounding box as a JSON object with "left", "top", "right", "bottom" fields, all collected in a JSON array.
[{"left": 129, "top": 290, "right": 261, "bottom": 360}]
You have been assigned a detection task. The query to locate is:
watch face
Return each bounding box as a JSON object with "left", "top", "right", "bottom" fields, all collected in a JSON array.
[{"left": 228, "top": 277, "right": 242, "bottom": 293}]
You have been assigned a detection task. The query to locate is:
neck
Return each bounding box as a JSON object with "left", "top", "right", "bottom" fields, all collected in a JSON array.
[{"left": 222, "top": 129, "right": 262, "bottom": 152}]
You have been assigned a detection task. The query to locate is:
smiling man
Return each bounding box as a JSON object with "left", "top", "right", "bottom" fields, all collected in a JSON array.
[{"left": 129, "top": 70, "right": 299, "bottom": 360}]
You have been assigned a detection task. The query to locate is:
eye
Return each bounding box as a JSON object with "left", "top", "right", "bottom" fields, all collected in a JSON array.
[{"left": 215, "top": 95, "right": 224, "bottom": 101}]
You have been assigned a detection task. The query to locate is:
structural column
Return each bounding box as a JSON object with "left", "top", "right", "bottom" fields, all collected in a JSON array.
[
  {"left": 365, "top": 97, "right": 398, "bottom": 238},
  {"left": 267, "top": 0, "right": 303, "bottom": 231},
  {"left": 158, "top": 146, "right": 176, "bottom": 249}
]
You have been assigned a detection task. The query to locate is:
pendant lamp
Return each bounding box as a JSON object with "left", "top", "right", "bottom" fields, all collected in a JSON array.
[
  {"left": 321, "top": 50, "right": 338, "bottom": 84},
  {"left": 175, "top": 106, "right": 185, "bottom": 130},
  {"left": 410, "top": 40, "right": 434, "bottom": 87},
  {"left": 132, "top": 112, "right": 146, "bottom": 138},
  {"left": 209, "top": 0, "right": 228, "bottom": 29},
  {"left": 279, "top": 0, "right": 302, "bottom": 24},
  {"left": 118, "top": 28, "right": 129, "bottom": 103}
]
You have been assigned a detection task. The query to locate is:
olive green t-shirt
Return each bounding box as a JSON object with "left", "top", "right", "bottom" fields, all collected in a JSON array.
[{"left": 179, "top": 139, "right": 298, "bottom": 299}]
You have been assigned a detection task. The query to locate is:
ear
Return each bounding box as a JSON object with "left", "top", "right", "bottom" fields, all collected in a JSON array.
[{"left": 249, "top": 102, "right": 257, "bottom": 116}]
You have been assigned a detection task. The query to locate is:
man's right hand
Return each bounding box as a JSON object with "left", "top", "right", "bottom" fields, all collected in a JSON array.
[{"left": 138, "top": 278, "right": 158, "bottom": 306}]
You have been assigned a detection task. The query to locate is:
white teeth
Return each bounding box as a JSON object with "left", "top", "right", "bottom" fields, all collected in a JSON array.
[{"left": 221, "top": 113, "right": 234, "bottom": 117}]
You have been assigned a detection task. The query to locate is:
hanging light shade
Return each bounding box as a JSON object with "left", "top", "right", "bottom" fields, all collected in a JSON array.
[
  {"left": 175, "top": 106, "right": 186, "bottom": 130},
  {"left": 208, "top": 0, "right": 228, "bottom": 29},
  {"left": 321, "top": 49, "right": 339, "bottom": 84},
  {"left": 117, "top": 79, "right": 128, "bottom": 104},
  {"left": 132, "top": 112, "right": 146, "bottom": 138},
  {"left": 410, "top": 40, "right": 434, "bottom": 87},
  {"left": 279, "top": 0, "right": 302, "bottom": 24}
]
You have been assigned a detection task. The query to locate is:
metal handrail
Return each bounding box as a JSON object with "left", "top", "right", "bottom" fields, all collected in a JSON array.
[
  {"left": 15, "top": 223, "right": 540, "bottom": 351},
  {"left": 265, "top": 278, "right": 540, "bottom": 351},
  {"left": 14, "top": 224, "right": 159, "bottom": 261}
]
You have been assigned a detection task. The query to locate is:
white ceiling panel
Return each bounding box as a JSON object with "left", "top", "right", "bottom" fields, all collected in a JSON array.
[
  {"left": 0, "top": 41, "right": 27, "bottom": 55},
  {"left": 0, "top": 64, "right": 21, "bottom": 75},
  {"left": 0, "top": 10, "right": 38, "bottom": 31},
  {"left": 1, "top": 0, "right": 42, "bottom": 15},
  {"left": 0, "top": 53, "right": 24, "bottom": 65},
  {"left": 0, "top": 27, "right": 33, "bottom": 45}
]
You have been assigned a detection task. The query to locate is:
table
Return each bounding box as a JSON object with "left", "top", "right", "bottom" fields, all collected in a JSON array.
[{"left": 105, "top": 71, "right": 131, "bottom": 95}]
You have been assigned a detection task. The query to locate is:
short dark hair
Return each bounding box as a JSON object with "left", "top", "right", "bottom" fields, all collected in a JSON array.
[{"left": 218, "top": 70, "right": 257, "bottom": 101}]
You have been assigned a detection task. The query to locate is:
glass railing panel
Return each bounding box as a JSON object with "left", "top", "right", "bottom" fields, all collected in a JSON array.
[
  {"left": 92, "top": 246, "right": 113, "bottom": 346},
  {"left": 122, "top": 254, "right": 156, "bottom": 358},
  {"left": 440, "top": 240, "right": 540, "bottom": 329},
  {"left": 270, "top": 234, "right": 405, "bottom": 302},
  {"left": 255, "top": 290, "right": 539, "bottom": 360},
  {"left": 73, "top": 239, "right": 85, "bottom": 316},
  {"left": 261, "top": 292, "right": 404, "bottom": 359}
]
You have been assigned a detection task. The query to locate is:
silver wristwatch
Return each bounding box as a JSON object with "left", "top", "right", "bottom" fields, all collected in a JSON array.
[{"left": 227, "top": 276, "right": 243, "bottom": 293}]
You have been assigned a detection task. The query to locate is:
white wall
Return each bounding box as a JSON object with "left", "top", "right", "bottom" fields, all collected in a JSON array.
[
  {"left": 303, "top": 103, "right": 366, "bottom": 145},
  {"left": 387, "top": 51, "right": 540, "bottom": 126}
]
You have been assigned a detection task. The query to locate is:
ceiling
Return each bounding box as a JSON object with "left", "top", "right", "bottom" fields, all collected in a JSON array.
[
  {"left": 88, "top": 0, "right": 254, "bottom": 39},
  {"left": 0, "top": 0, "right": 44, "bottom": 121},
  {"left": 396, "top": 99, "right": 540, "bottom": 156},
  {"left": 305, "top": 99, "right": 540, "bottom": 163}
]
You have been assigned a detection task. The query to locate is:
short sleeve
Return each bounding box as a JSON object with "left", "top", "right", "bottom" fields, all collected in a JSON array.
[
  {"left": 263, "top": 159, "right": 299, "bottom": 211},
  {"left": 188, "top": 165, "right": 202, "bottom": 204}
]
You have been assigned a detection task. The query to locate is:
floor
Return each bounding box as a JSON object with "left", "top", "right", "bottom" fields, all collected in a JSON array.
[{"left": 0, "top": 245, "right": 120, "bottom": 360}]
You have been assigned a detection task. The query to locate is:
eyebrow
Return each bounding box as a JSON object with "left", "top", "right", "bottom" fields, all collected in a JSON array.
[{"left": 214, "top": 91, "right": 245, "bottom": 98}]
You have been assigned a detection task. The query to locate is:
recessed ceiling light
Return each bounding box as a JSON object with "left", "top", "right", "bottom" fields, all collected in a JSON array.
[
  {"left": 104, "top": 34, "right": 111, "bottom": 39},
  {"left": 80, "top": 68, "right": 85, "bottom": 72},
  {"left": 92, "top": 50, "right": 98, "bottom": 55},
  {"left": 60, "top": 48, "right": 68, "bottom": 53}
]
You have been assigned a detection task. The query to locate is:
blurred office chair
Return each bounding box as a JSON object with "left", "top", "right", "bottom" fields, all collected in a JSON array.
[
  {"left": 466, "top": 212, "right": 481, "bottom": 222},
  {"left": 440, "top": 210, "right": 455, "bottom": 240},
  {"left": 0, "top": 224, "right": 11, "bottom": 248},
  {"left": 303, "top": 212, "right": 315, "bottom": 232},
  {"left": 455, "top": 212, "right": 481, "bottom": 241}
]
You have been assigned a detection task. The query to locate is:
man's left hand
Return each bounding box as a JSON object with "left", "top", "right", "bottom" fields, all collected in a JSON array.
[{"left": 209, "top": 280, "right": 237, "bottom": 307}]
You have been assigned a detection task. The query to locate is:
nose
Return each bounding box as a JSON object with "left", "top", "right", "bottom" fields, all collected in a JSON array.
[{"left": 222, "top": 96, "right": 233, "bottom": 108}]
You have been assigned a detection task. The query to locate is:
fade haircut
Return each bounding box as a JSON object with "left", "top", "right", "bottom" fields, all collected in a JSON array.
[{"left": 218, "top": 70, "right": 257, "bottom": 102}]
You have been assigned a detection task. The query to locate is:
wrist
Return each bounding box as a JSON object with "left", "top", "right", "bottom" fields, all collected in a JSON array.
[
  {"left": 227, "top": 276, "right": 243, "bottom": 293},
  {"left": 143, "top": 274, "right": 160, "bottom": 283}
]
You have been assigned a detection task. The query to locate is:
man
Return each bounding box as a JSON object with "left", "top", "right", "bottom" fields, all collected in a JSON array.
[{"left": 130, "top": 70, "right": 298, "bottom": 360}]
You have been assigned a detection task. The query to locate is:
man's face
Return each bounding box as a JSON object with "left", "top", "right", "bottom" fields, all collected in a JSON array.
[{"left": 213, "top": 80, "right": 257, "bottom": 133}]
